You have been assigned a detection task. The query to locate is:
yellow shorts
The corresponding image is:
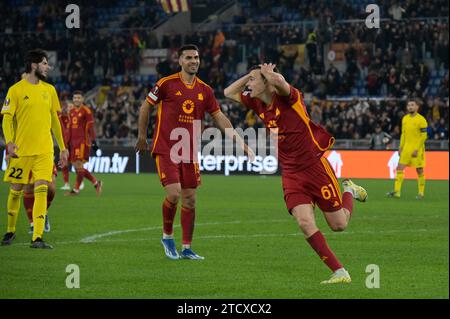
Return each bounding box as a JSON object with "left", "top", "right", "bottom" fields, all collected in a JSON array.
[
  {"left": 3, "top": 153, "right": 54, "bottom": 184},
  {"left": 399, "top": 148, "right": 425, "bottom": 168}
]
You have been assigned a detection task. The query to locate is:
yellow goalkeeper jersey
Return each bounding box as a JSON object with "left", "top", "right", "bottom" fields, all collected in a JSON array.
[
  {"left": 1, "top": 79, "right": 61, "bottom": 156},
  {"left": 400, "top": 113, "right": 428, "bottom": 151}
]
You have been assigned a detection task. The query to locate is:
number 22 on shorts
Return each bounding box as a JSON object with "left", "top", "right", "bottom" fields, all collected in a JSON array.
[{"left": 8, "top": 167, "right": 24, "bottom": 179}]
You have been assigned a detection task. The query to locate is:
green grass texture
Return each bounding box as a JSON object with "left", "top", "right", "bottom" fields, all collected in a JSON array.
[{"left": 0, "top": 173, "right": 448, "bottom": 299}]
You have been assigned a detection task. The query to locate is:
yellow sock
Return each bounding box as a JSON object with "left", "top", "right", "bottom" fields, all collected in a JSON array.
[
  {"left": 32, "top": 185, "right": 48, "bottom": 241},
  {"left": 418, "top": 174, "right": 425, "bottom": 196},
  {"left": 394, "top": 170, "right": 404, "bottom": 195},
  {"left": 7, "top": 189, "right": 23, "bottom": 233}
]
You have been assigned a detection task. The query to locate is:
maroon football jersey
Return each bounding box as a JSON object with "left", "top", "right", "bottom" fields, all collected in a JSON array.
[
  {"left": 69, "top": 105, "right": 95, "bottom": 145},
  {"left": 240, "top": 85, "right": 335, "bottom": 172},
  {"left": 58, "top": 112, "right": 70, "bottom": 144},
  {"left": 146, "top": 72, "right": 221, "bottom": 160}
]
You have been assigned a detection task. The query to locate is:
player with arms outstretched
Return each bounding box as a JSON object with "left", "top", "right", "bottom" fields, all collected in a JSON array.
[
  {"left": 387, "top": 98, "right": 428, "bottom": 199},
  {"left": 224, "top": 63, "right": 367, "bottom": 284}
]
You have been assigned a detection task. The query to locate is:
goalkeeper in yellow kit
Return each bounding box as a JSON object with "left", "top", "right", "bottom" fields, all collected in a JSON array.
[
  {"left": 1, "top": 49, "right": 68, "bottom": 248},
  {"left": 387, "top": 98, "right": 428, "bottom": 199}
]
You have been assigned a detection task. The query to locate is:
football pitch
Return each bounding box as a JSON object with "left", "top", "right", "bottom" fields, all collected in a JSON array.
[{"left": 0, "top": 173, "right": 448, "bottom": 299}]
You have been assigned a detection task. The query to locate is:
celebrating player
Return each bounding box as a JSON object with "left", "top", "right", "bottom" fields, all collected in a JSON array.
[
  {"left": 59, "top": 101, "right": 74, "bottom": 191},
  {"left": 224, "top": 63, "right": 368, "bottom": 284},
  {"left": 1, "top": 49, "right": 68, "bottom": 248},
  {"left": 387, "top": 98, "right": 428, "bottom": 199},
  {"left": 135, "top": 44, "right": 253, "bottom": 260},
  {"left": 67, "top": 91, "right": 102, "bottom": 196}
]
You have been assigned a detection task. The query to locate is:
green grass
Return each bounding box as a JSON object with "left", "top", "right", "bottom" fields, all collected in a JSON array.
[{"left": 0, "top": 173, "right": 448, "bottom": 299}]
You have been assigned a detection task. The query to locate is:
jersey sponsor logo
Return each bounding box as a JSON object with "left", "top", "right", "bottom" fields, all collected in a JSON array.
[
  {"left": 182, "top": 99, "right": 195, "bottom": 114},
  {"left": 197, "top": 93, "right": 203, "bottom": 101},
  {"left": 333, "top": 201, "right": 340, "bottom": 207},
  {"left": 175, "top": 91, "right": 182, "bottom": 96},
  {"left": 24, "top": 96, "right": 29, "bottom": 100}
]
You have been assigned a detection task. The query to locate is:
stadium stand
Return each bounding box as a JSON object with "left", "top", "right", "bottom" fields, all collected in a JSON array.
[{"left": 0, "top": 0, "right": 448, "bottom": 145}]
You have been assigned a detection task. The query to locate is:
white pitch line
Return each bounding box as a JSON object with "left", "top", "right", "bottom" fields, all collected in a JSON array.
[
  {"left": 80, "top": 227, "right": 430, "bottom": 243},
  {"left": 79, "top": 213, "right": 444, "bottom": 244},
  {"left": 80, "top": 219, "right": 288, "bottom": 243},
  {"left": 9, "top": 227, "right": 431, "bottom": 247}
]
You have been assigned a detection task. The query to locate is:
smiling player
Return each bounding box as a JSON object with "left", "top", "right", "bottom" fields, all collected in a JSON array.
[{"left": 135, "top": 44, "right": 253, "bottom": 260}]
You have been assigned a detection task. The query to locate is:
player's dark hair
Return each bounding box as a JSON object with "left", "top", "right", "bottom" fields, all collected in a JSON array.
[
  {"left": 178, "top": 44, "right": 199, "bottom": 57},
  {"left": 248, "top": 65, "right": 280, "bottom": 81},
  {"left": 407, "top": 97, "right": 421, "bottom": 106},
  {"left": 72, "top": 90, "right": 84, "bottom": 97},
  {"left": 24, "top": 49, "right": 48, "bottom": 73}
]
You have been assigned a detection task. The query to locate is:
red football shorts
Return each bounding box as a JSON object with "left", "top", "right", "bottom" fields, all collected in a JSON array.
[
  {"left": 155, "top": 154, "right": 201, "bottom": 189},
  {"left": 282, "top": 157, "right": 343, "bottom": 213},
  {"left": 70, "top": 140, "right": 90, "bottom": 163}
]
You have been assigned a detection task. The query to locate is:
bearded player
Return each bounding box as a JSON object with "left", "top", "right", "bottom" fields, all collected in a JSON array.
[
  {"left": 135, "top": 44, "right": 253, "bottom": 260},
  {"left": 1, "top": 49, "right": 68, "bottom": 248}
]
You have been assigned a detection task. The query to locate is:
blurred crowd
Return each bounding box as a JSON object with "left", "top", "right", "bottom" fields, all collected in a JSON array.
[
  {"left": 0, "top": 0, "right": 448, "bottom": 145},
  {"left": 86, "top": 83, "right": 448, "bottom": 145},
  {"left": 237, "top": 0, "right": 449, "bottom": 22}
]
